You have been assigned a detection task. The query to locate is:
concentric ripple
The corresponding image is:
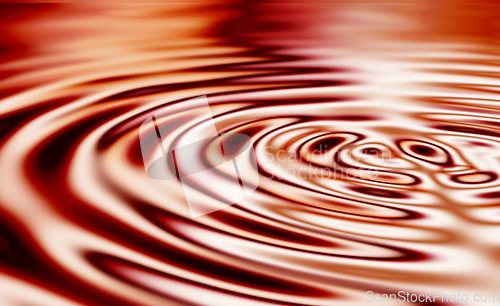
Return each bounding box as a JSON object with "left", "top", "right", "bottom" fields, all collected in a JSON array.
[{"left": 1, "top": 2, "right": 500, "bottom": 305}]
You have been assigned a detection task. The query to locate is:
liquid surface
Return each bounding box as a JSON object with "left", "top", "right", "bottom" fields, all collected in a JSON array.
[{"left": 1, "top": 2, "right": 500, "bottom": 305}]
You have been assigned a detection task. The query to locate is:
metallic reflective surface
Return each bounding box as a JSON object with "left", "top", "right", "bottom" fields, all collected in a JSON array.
[{"left": 1, "top": 2, "right": 500, "bottom": 305}]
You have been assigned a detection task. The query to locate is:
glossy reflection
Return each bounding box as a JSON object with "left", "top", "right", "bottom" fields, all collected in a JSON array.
[{"left": 0, "top": 1, "right": 500, "bottom": 305}]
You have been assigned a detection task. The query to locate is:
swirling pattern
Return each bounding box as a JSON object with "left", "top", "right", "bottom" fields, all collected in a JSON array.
[{"left": 1, "top": 2, "right": 500, "bottom": 305}]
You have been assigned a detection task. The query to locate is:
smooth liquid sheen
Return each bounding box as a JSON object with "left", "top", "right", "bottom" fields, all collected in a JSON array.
[{"left": 0, "top": 2, "right": 500, "bottom": 305}]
